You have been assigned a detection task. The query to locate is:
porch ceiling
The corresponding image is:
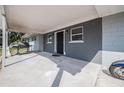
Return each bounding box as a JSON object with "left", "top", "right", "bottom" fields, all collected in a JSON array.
[{"left": 4, "top": 5, "right": 124, "bottom": 34}]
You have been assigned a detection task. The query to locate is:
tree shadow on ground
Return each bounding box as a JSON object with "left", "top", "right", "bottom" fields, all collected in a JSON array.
[{"left": 36, "top": 52, "right": 93, "bottom": 87}]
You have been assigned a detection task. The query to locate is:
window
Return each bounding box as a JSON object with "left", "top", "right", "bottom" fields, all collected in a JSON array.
[
  {"left": 26, "top": 38, "right": 29, "bottom": 42},
  {"left": 70, "top": 26, "right": 84, "bottom": 43},
  {"left": 31, "top": 36, "right": 36, "bottom": 41},
  {"left": 31, "top": 37, "right": 34, "bottom": 41},
  {"left": 47, "top": 34, "right": 52, "bottom": 44},
  {"left": 34, "top": 37, "right": 36, "bottom": 41},
  {"left": 23, "top": 38, "right": 26, "bottom": 42}
]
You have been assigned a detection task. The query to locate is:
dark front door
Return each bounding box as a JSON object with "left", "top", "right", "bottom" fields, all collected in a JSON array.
[{"left": 57, "top": 31, "right": 63, "bottom": 54}]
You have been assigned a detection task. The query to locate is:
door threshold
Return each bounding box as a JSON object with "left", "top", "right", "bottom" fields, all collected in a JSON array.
[{"left": 52, "top": 53, "right": 63, "bottom": 57}]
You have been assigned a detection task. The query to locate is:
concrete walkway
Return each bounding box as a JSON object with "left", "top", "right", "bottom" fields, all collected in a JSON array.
[
  {"left": 0, "top": 52, "right": 124, "bottom": 87},
  {"left": 96, "top": 66, "right": 124, "bottom": 87}
]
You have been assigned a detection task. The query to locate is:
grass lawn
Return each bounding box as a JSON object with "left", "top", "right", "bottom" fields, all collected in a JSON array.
[
  {"left": 0, "top": 48, "right": 27, "bottom": 57},
  {"left": 19, "top": 48, "right": 28, "bottom": 54}
]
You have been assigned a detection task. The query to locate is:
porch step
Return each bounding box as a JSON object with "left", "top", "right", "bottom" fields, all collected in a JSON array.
[{"left": 52, "top": 53, "right": 61, "bottom": 57}]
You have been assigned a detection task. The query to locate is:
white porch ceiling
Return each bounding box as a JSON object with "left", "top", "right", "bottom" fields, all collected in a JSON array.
[{"left": 4, "top": 5, "right": 124, "bottom": 34}]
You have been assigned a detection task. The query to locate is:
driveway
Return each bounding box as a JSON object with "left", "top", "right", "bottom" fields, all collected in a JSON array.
[{"left": 0, "top": 52, "right": 124, "bottom": 87}]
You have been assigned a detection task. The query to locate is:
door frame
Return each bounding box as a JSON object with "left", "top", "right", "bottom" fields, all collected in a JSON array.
[{"left": 54, "top": 30, "right": 66, "bottom": 55}]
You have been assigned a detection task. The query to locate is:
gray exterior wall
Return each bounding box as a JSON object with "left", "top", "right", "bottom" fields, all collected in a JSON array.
[
  {"left": 103, "top": 12, "right": 124, "bottom": 52},
  {"left": 43, "top": 32, "right": 54, "bottom": 53},
  {"left": 65, "top": 18, "right": 102, "bottom": 61},
  {"left": 102, "top": 12, "right": 124, "bottom": 66},
  {"left": 0, "top": 14, "right": 2, "bottom": 29},
  {"left": 43, "top": 18, "right": 102, "bottom": 62},
  {"left": 38, "top": 34, "right": 44, "bottom": 52}
]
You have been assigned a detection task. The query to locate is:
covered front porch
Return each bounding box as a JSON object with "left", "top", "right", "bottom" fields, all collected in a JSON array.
[
  {"left": 0, "top": 5, "right": 124, "bottom": 87},
  {"left": 0, "top": 52, "right": 124, "bottom": 87}
]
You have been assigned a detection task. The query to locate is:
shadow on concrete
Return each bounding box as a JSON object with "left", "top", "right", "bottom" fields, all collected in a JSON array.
[
  {"left": 5, "top": 55, "right": 38, "bottom": 67},
  {"left": 4, "top": 51, "right": 101, "bottom": 87},
  {"left": 36, "top": 52, "right": 91, "bottom": 87},
  {"left": 52, "top": 68, "right": 64, "bottom": 87}
]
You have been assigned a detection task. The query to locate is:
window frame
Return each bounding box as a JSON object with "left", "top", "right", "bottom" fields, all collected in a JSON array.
[
  {"left": 34, "top": 36, "right": 36, "bottom": 41},
  {"left": 47, "top": 34, "right": 52, "bottom": 44},
  {"left": 69, "top": 26, "right": 84, "bottom": 43},
  {"left": 31, "top": 37, "right": 34, "bottom": 41}
]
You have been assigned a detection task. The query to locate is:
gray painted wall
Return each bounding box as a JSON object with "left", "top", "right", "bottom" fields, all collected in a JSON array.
[
  {"left": 38, "top": 34, "right": 44, "bottom": 52},
  {"left": 102, "top": 12, "right": 124, "bottom": 66},
  {"left": 43, "top": 18, "right": 102, "bottom": 62},
  {"left": 0, "top": 14, "right": 1, "bottom": 29},
  {"left": 43, "top": 32, "right": 54, "bottom": 53},
  {"left": 65, "top": 18, "right": 102, "bottom": 62},
  {"left": 103, "top": 12, "right": 124, "bottom": 52}
]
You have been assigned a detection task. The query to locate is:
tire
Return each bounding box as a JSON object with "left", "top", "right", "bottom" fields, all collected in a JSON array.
[{"left": 109, "top": 65, "right": 124, "bottom": 80}]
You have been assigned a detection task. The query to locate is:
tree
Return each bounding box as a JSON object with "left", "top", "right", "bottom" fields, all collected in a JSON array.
[
  {"left": 8, "top": 32, "right": 24, "bottom": 54},
  {"left": 8, "top": 32, "right": 24, "bottom": 45}
]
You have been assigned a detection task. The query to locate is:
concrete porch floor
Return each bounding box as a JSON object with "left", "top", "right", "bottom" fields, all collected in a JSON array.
[{"left": 0, "top": 52, "right": 124, "bottom": 87}]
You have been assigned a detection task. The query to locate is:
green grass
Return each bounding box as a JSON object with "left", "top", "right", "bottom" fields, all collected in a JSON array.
[
  {"left": 19, "top": 48, "right": 28, "bottom": 54},
  {"left": 0, "top": 48, "right": 27, "bottom": 57},
  {"left": 10, "top": 48, "right": 18, "bottom": 56}
]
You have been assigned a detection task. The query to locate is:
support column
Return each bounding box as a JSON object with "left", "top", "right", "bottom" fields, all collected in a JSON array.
[
  {"left": 0, "top": 6, "right": 6, "bottom": 69},
  {"left": 5, "top": 31, "right": 11, "bottom": 57},
  {"left": 1, "top": 14, "right": 6, "bottom": 68}
]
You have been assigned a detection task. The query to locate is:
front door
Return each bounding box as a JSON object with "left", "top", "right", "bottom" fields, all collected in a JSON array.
[{"left": 56, "top": 31, "right": 64, "bottom": 54}]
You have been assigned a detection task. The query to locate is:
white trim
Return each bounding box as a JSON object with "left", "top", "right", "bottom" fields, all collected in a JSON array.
[
  {"left": 63, "top": 30, "right": 66, "bottom": 55},
  {"left": 54, "top": 32, "right": 57, "bottom": 53},
  {"left": 72, "top": 33, "right": 83, "bottom": 36},
  {"left": 54, "top": 30, "right": 66, "bottom": 55},
  {"left": 69, "top": 41, "right": 84, "bottom": 43},
  {"left": 47, "top": 42, "right": 52, "bottom": 44},
  {"left": 70, "top": 26, "right": 84, "bottom": 43}
]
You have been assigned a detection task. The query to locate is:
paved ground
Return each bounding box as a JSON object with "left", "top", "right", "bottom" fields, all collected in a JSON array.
[
  {"left": 96, "top": 66, "right": 124, "bottom": 87},
  {"left": 0, "top": 52, "right": 124, "bottom": 87}
]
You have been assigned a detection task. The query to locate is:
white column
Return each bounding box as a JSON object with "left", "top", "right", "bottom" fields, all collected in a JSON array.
[
  {"left": 0, "top": 15, "right": 2, "bottom": 68},
  {"left": 0, "top": 6, "right": 6, "bottom": 68},
  {"left": 54, "top": 32, "right": 57, "bottom": 53},
  {"left": 1, "top": 14, "right": 6, "bottom": 68},
  {"left": 5, "top": 31, "right": 11, "bottom": 57}
]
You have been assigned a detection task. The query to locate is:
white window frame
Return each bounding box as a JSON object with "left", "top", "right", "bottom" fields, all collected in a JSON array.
[
  {"left": 47, "top": 34, "right": 52, "bottom": 44},
  {"left": 69, "top": 26, "right": 84, "bottom": 43}
]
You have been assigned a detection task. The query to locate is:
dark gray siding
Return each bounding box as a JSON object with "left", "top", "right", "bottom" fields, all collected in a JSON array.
[
  {"left": 43, "top": 32, "right": 54, "bottom": 53},
  {"left": 65, "top": 18, "right": 102, "bottom": 61},
  {"left": 43, "top": 18, "right": 102, "bottom": 61}
]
